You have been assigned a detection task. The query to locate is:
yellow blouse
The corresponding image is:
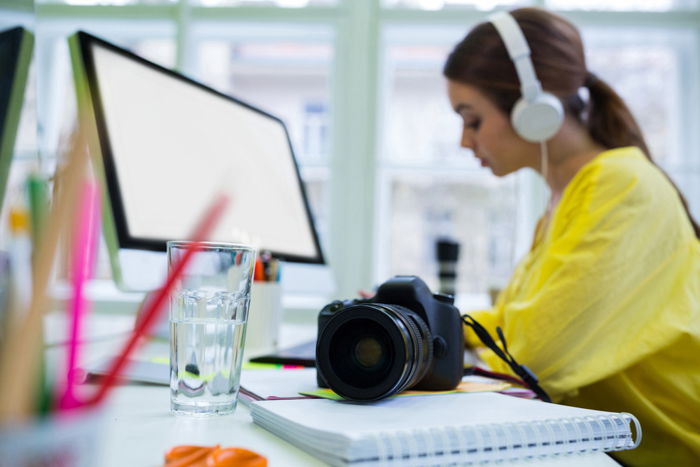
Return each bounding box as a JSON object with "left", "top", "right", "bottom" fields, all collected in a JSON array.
[{"left": 466, "top": 147, "right": 700, "bottom": 465}]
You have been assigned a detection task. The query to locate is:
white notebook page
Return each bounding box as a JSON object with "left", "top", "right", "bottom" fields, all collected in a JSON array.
[{"left": 253, "top": 392, "right": 615, "bottom": 437}]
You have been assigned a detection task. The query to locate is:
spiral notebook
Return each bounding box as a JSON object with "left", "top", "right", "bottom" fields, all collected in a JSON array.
[{"left": 250, "top": 392, "right": 641, "bottom": 466}]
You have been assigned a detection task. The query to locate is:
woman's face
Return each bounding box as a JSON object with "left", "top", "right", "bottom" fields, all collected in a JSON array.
[{"left": 447, "top": 80, "right": 538, "bottom": 176}]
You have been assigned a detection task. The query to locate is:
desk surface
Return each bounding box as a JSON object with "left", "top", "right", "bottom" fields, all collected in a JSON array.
[
  {"left": 97, "top": 385, "right": 325, "bottom": 467},
  {"left": 44, "top": 309, "right": 621, "bottom": 467},
  {"left": 96, "top": 384, "right": 620, "bottom": 467}
]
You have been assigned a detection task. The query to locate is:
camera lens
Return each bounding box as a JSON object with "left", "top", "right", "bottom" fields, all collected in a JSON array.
[
  {"left": 354, "top": 337, "right": 383, "bottom": 368},
  {"left": 316, "top": 303, "right": 433, "bottom": 401}
]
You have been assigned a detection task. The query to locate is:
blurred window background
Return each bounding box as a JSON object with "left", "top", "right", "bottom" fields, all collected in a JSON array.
[{"left": 14, "top": 0, "right": 699, "bottom": 303}]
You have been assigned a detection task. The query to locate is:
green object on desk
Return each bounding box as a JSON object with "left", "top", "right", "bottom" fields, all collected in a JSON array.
[
  {"left": 243, "top": 361, "right": 304, "bottom": 370},
  {"left": 26, "top": 174, "right": 48, "bottom": 250},
  {"left": 149, "top": 357, "right": 302, "bottom": 371}
]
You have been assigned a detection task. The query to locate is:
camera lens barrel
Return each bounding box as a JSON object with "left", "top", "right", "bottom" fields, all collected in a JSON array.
[{"left": 316, "top": 303, "right": 434, "bottom": 401}]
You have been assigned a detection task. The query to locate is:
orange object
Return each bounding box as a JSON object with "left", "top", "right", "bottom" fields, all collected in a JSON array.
[
  {"left": 165, "top": 445, "right": 217, "bottom": 467},
  {"left": 207, "top": 447, "right": 267, "bottom": 467},
  {"left": 253, "top": 256, "right": 265, "bottom": 282},
  {"left": 164, "top": 445, "right": 267, "bottom": 467},
  {"left": 165, "top": 445, "right": 211, "bottom": 462}
]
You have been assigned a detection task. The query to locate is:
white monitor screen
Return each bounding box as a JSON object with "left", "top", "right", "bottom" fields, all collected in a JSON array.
[{"left": 77, "top": 32, "right": 324, "bottom": 264}]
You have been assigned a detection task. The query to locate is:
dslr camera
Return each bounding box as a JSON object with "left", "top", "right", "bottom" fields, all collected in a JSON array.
[{"left": 316, "top": 276, "right": 464, "bottom": 401}]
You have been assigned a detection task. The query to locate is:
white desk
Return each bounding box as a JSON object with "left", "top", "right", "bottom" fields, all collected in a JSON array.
[
  {"left": 96, "top": 385, "right": 325, "bottom": 467},
  {"left": 95, "top": 384, "right": 620, "bottom": 467},
  {"left": 44, "top": 309, "right": 621, "bottom": 467}
]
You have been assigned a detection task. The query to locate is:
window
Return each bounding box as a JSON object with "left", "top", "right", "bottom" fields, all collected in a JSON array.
[
  {"left": 41, "top": 1, "right": 176, "bottom": 4},
  {"left": 194, "top": 0, "right": 337, "bottom": 5},
  {"left": 547, "top": 0, "right": 698, "bottom": 11},
  {"left": 27, "top": 0, "right": 700, "bottom": 301},
  {"left": 191, "top": 23, "right": 333, "bottom": 245},
  {"left": 377, "top": 27, "right": 523, "bottom": 297},
  {"left": 580, "top": 25, "right": 700, "bottom": 221},
  {"left": 382, "top": 0, "right": 527, "bottom": 10}
]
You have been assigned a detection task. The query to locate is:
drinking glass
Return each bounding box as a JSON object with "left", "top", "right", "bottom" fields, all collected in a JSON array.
[{"left": 168, "top": 241, "right": 256, "bottom": 415}]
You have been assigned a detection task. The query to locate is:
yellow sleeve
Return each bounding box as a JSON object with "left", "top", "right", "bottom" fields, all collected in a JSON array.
[{"left": 476, "top": 153, "right": 695, "bottom": 400}]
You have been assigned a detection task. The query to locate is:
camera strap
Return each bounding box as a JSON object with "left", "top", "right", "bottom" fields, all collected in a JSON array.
[{"left": 461, "top": 314, "right": 551, "bottom": 403}]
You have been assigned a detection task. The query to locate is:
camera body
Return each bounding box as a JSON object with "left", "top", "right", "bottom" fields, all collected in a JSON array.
[{"left": 316, "top": 275, "right": 464, "bottom": 401}]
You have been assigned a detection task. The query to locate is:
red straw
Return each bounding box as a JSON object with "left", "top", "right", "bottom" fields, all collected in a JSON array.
[{"left": 86, "top": 193, "right": 230, "bottom": 407}]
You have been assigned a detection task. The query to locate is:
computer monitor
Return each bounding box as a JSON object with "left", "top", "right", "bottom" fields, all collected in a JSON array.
[
  {"left": 0, "top": 26, "right": 33, "bottom": 211},
  {"left": 69, "top": 31, "right": 330, "bottom": 293}
]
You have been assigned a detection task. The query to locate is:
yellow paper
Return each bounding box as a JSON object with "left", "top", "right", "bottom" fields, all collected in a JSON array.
[{"left": 301, "top": 380, "right": 511, "bottom": 401}]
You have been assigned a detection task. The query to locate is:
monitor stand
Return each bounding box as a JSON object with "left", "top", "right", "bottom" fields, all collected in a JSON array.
[
  {"left": 112, "top": 248, "right": 167, "bottom": 293},
  {"left": 134, "top": 289, "right": 170, "bottom": 340}
]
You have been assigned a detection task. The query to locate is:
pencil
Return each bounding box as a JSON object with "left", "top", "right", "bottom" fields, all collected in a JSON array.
[
  {"left": 0, "top": 123, "right": 89, "bottom": 421},
  {"left": 26, "top": 173, "right": 48, "bottom": 259}
]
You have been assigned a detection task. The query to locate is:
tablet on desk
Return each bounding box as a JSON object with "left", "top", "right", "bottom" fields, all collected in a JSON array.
[{"left": 249, "top": 340, "right": 316, "bottom": 367}]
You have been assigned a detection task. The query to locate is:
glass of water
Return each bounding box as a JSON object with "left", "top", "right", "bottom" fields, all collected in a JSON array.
[{"left": 168, "top": 241, "right": 256, "bottom": 416}]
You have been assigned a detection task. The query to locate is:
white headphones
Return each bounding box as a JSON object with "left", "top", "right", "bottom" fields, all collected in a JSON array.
[{"left": 488, "top": 11, "right": 564, "bottom": 143}]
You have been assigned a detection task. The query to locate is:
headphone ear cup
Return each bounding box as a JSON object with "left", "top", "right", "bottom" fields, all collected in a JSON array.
[{"left": 511, "top": 92, "right": 564, "bottom": 143}]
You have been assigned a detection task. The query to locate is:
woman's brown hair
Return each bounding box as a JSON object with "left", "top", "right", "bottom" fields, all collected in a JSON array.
[{"left": 443, "top": 7, "right": 700, "bottom": 238}]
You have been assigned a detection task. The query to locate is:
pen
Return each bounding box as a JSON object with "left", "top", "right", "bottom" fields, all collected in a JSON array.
[
  {"left": 254, "top": 256, "right": 265, "bottom": 282},
  {"left": 0, "top": 122, "right": 90, "bottom": 421},
  {"left": 26, "top": 173, "right": 48, "bottom": 259},
  {"left": 267, "top": 258, "right": 280, "bottom": 283}
]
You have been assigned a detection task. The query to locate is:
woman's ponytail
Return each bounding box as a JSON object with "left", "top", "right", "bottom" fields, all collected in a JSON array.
[
  {"left": 585, "top": 71, "right": 700, "bottom": 239},
  {"left": 585, "top": 71, "right": 650, "bottom": 157}
]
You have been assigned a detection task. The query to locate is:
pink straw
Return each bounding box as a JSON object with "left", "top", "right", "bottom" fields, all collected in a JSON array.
[
  {"left": 58, "top": 181, "right": 100, "bottom": 412},
  {"left": 85, "top": 193, "right": 230, "bottom": 407}
]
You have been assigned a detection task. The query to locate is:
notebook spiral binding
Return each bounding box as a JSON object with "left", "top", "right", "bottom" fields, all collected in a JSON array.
[{"left": 365, "top": 412, "right": 641, "bottom": 466}]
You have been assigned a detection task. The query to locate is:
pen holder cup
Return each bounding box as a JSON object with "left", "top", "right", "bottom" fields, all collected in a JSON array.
[
  {"left": 245, "top": 281, "right": 283, "bottom": 358},
  {"left": 0, "top": 408, "right": 104, "bottom": 467}
]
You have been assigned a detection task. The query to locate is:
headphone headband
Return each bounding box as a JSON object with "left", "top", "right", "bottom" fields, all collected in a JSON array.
[
  {"left": 487, "top": 10, "right": 564, "bottom": 143},
  {"left": 488, "top": 11, "right": 541, "bottom": 101}
]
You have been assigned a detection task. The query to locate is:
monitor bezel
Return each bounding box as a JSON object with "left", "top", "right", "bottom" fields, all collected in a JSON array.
[
  {"left": 0, "top": 26, "right": 33, "bottom": 212},
  {"left": 74, "top": 30, "right": 326, "bottom": 265}
]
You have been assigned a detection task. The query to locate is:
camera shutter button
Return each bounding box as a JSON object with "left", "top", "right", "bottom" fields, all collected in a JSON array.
[
  {"left": 432, "top": 336, "right": 448, "bottom": 358},
  {"left": 433, "top": 293, "right": 454, "bottom": 304}
]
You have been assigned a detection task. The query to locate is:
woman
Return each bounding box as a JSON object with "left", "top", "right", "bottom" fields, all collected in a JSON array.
[{"left": 444, "top": 8, "right": 700, "bottom": 465}]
